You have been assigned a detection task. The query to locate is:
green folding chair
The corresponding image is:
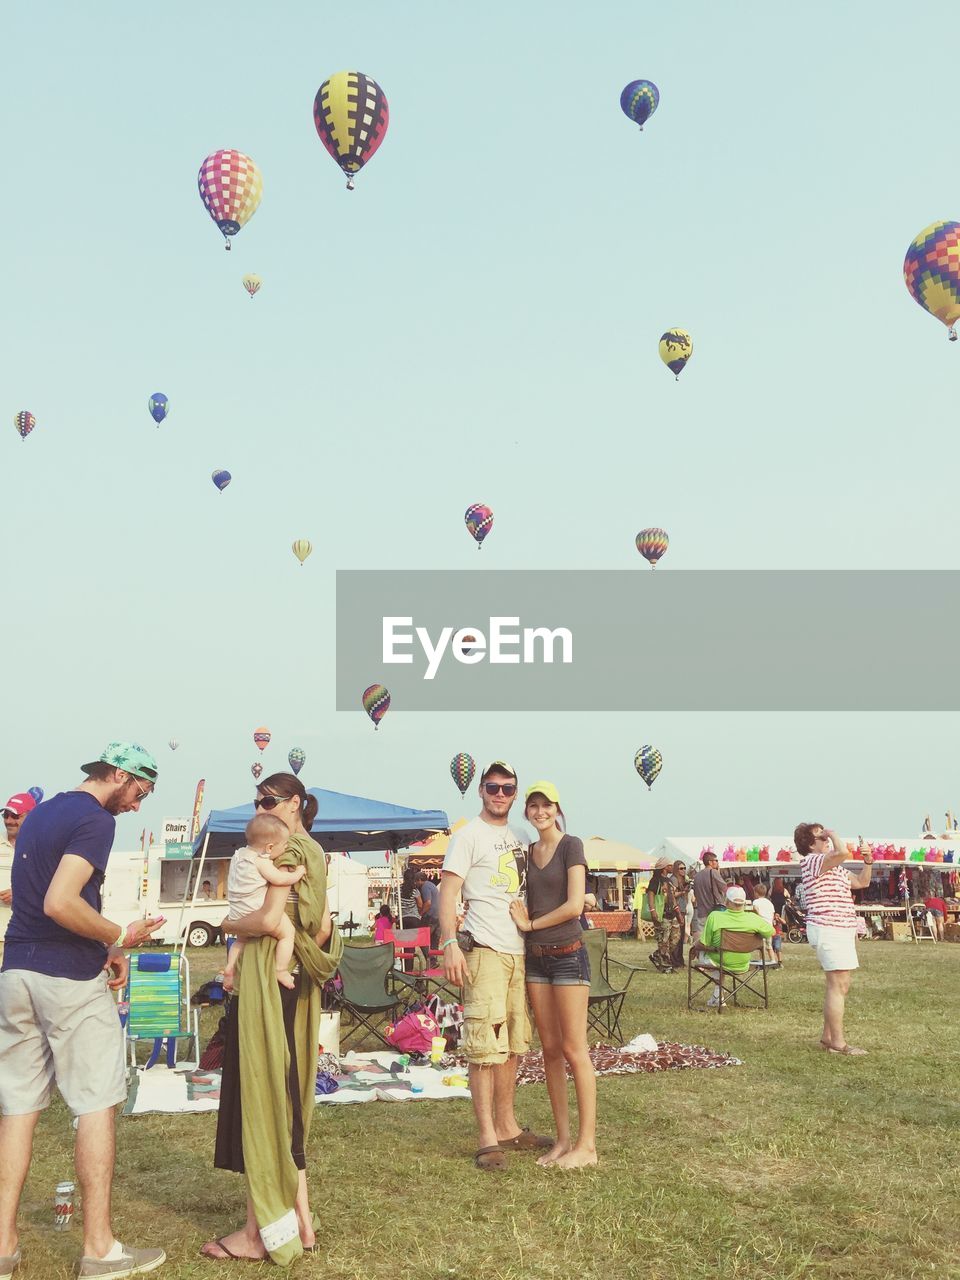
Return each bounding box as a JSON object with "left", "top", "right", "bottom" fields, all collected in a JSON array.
[
  {"left": 581, "top": 928, "right": 642, "bottom": 1045},
  {"left": 122, "top": 951, "right": 200, "bottom": 1069},
  {"left": 333, "top": 942, "right": 409, "bottom": 1049}
]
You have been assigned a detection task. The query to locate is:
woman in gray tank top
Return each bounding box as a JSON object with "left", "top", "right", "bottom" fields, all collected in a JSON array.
[{"left": 508, "top": 781, "right": 597, "bottom": 1169}]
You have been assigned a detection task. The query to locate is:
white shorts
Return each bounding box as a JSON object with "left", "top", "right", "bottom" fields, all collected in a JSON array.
[{"left": 806, "top": 923, "right": 859, "bottom": 972}]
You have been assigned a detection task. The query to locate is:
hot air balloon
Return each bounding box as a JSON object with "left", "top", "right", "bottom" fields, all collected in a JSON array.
[
  {"left": 904, "top": 221, "right": 960, "bottom": 341},
  {"left": 450, "top": 752, "right": 476, "bottom": 796},
  {"left": 197, "top": 150, "right": 263, "bottom": 250},
  {"left": 251, "top": 762, "right": 263, "bottom": 782},
  {"left": 148, "top": 393, "right": 168, "bottom": 425},
  {"left": 28, "top": 786, "right": 43, "bottom": 804},
  {"left": 659, "top": 330, "right": 693, "bottom": 379},
  {"left": 620, "top": 80, "right": 660, "bottom": 130},
  {"left": 212, "top": 469, "right": 232, "bottom": 492},
  {"left": 14, "top": 411, "right": 35, "bottom": 441},
  {"left": 465, "top": 503, "right": 494, "bottom": 550},
  {"left": 288, "top": 747, "right": 306, "bottom": 776},
  {"left": 634, "top": 745, "right": 662, "bottom": 790},
  {"left": 242, "top": 273, "right": 261, "bottom": 299},
  {"left": 292, "top": 539, "right": 312, "bottom": 565},
  {"left": 635, "top": 528, "right": 669, "bottom": 568},
  {"left": 313, "top": 71, "right": 389, "bottom": 190},
  {"left": 362, "top": 683, "right": 390, "bottom": 729},
  {"left": 168, "top": 740, "right": 179, "bottom": 751},
  {"left": 253, "top": 726, "right": 271, "bottom": 753}
]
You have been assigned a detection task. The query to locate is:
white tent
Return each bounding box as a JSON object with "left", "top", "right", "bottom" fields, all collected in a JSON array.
[{"left": 650, "top": 836, "right": 960, "bottom": 870}]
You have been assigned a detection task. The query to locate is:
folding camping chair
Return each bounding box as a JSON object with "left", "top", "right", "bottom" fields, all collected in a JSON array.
[
  {"left": 688, "top": 929, "right": 770, "bottom": 1013},
  {"left": 332, "top": 942, "right": 410, "bottom": 1049},
  {"left": 122, "top": 951, "right": 201, "bottom": 1069},
  {"left": 581, "top": 928, "right": 642, "bottom": 1046}
]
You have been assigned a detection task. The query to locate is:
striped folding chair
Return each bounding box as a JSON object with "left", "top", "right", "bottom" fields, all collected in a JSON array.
[{"left": 121, "top": 952, "right": 200, "bottom": 1069}]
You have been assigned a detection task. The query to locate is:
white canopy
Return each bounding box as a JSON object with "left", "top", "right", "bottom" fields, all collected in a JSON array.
[{"left": 649, "top": 836, "right": 960, "bottom": 870}]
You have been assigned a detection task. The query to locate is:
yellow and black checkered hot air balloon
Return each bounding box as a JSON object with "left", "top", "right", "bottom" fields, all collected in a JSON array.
[{"left": 313, "top": 71, "right": 389, "bottom": 190}]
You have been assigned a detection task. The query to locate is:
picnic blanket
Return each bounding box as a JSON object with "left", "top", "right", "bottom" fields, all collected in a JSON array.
[
  {"left": 515, "top": 1039, "right": 742, "bottom": 1086},
  {"left": 123, "top": 1063, "right": 221, "bottom": 1116}
]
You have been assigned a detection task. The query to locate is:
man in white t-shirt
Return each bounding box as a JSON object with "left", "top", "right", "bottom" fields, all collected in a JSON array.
[{"left": 439, "top": 760, "right": 551, "bottom": 1172}]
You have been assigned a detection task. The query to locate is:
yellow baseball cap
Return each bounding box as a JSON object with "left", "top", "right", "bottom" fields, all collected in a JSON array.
[{"left": 524, "top": 780, "right": 560, "bottom": 804}]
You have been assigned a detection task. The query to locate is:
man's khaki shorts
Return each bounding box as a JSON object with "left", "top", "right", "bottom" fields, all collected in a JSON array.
[
  {"left": 0, "top": 969, "right": 127, "bottom": 1115},
  {"left": 462, "top": 947, "right": 530, "bottom": 1066}
]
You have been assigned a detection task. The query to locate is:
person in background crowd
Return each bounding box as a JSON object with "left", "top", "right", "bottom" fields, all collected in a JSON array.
[
  {"left": 691, "top": 886, "right": 775, "bottom": 1007},
  {"left": 417, "top": 871, "right": 440, "bottom": 948},
  {"left": 199, "top": 879, "right": 213, "bottom": 900},
  {"left": 795, "top": 822, "right": 874, "bottom": 1056},
  {"left": 373, "top": 903, "right": 394, "bottom": 943},
  {"left": 646, "top": 858, "right": 682, "bottom": 973},
  {"left": 670, "top": 861, "right": 691, "bottom": 970},
  {"left": 0, "top": 743, "right": 166, "bottom": 1279},
  {"left": 398, "top": 867, "right": 423, "bottom": 930},
  {"left": 579, "top": 892, "right": 597, "bottom": 930},
  {"left": 923, "top": 893, "right": 946, "bottom": 942},
  {"left": 691, "top": 850, "right": 727, "bottom": 945},
  {"left": 770, "top": 876, "right": 791, "bottom": 918},
  {"left": 750, "top": 883, "right": 778, "bottom": 966},
  {"left": 0, "top": 794, "right": 38, "bottom": 965}
]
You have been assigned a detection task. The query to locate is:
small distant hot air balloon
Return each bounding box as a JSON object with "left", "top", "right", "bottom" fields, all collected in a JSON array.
[
  {"left": 313, "top": 71, "right": 389, "bottom": 191},
  {"left": 212, "top": 469, "right": 232, "bottom": 492},
  {"left": 14, "top": 411, "right": 35, "bottom": 441},
  {"left": 292, "top": 539, "right": 312, "bottom": 565},
  {"left": 242, "top": 273, "right": 261, "bottom": 299},
  {"left": 197, "top": 150, "right": 263, "bottom": 250},
  {"left": 450, "top": 753, "right": 476, "bottom": 796},
  {"left": 28, "top": 786, "right": 44, "bottom": 804},
  {"left": 904, "top": 221, "right": 960, "bottom": 341},
  {"left": 253, "top": 726, "right": 271, "bottom": 752},
  {"left": 148, "top": 393, "right": 168, "bottom": 425},
  {"left": 659, "top": 330, "right": 693, "bottom": 380},
  {"left": 634, "top": 745, "right": 662, "bottom": 790},
  {"left": 636, "top": 528, "right": 669, "bottom": 568},
  {"left": 168, "top": 739, "right": 180, "bottom": 751},
  {"left": 362, "top": 683, "right": 390, "bottom": 729},
  {"left": 251, "top": 762, "right": 263, "bottom": 781},
  {"left": 620, "top": 80, "right": 660, "bottom": 130},
  {"left": 288, "top": 747, "right": 306, "bottom": 776},
  {"left": 465, "top": 503, "right": 494, "bottom": 550}
]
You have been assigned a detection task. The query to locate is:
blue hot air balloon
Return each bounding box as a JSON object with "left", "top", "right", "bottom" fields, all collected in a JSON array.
[
  {"left": 212, "top": 469, "right": 232, "bottom": 492},
  {"left": 620, "top": 80, "right": 660, "bottom": 130},
  {"left": 149, "top": 393, "right": 168, "bottom": 425},
  {"left": 28, "top": 786, "right": 44, "bottom": 804}
]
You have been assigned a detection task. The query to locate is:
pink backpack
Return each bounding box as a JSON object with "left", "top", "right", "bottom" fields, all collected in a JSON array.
[{"left": 384, "top": 1006, "right": 441, "bottom": 1053}]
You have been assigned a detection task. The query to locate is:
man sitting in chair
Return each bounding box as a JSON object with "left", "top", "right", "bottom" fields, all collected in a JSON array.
[{"left": 690, "top": 886, "right": 774, "bottom": 1007}]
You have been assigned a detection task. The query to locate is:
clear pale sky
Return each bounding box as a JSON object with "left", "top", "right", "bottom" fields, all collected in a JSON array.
[{"left": 3, "top": 1, "right": 959, "bottom": 852}]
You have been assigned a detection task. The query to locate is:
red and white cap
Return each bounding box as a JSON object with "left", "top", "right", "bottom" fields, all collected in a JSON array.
[{"left": 2, "top": 793, "right": 37, "bottom": 818}]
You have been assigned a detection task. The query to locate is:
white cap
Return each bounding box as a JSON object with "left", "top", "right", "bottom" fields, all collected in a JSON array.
[{"left": 725, "top": 886, "right": 747, "bottom": 904}]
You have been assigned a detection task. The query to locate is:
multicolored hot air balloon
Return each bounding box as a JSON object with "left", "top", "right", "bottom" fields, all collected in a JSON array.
[
  {"left": 148, "top": 393, "right": 168, "bottom": 425},
  {"left": 620, "top": 80, "right": 660, "bottom": 130},
  {"left": 450, "top": 752, "right": 476, "bottom": 796},
  {"left": 362, "top": 683, "right": 390, "bottom": 729},
  {"left": 242, "top": 273, "right": 261, "bottom": 299},
  {"left": 465, "top": 503, "right": 494, "bottom": 550},
  {"left": 634, "top": 745, "right": 662, "bottom": 790},
  {"left": 904, "top": 221, "right": 960, "bottom": 341},
  {"left": 288, "top": 747, "right": 306, "bottom": 776},
  {"left": 253, "top": 726, "right": 271, "bottom": 753},
  {"left": 292, "top": 539, "right": 312, "bottom": 565},
  {"left": 14, "top": 411, "right": 35, "bottom": 441},
  {"left": 28, "top": 786, "right": 44, "bottom": 804},
  {"left": 212, "top": 469, "right": 232, "bottom": 492},
  {"left": 197, "top": 150, "right": 263, "bottom": 250},
  {"left": 168, "top": 740, "right": 179, "bottom": 751},
  {"left": 659, "top": 329, "right": 693, "bottom": 379},
  {"left": 313, "top": 71, "right": 389, "bottom": 191},
  {"left": 635, "top": 528, "right": 669, "bottom": 568},
  {"left": 251, "top": 762, "right": 263, "bottom": 782}
]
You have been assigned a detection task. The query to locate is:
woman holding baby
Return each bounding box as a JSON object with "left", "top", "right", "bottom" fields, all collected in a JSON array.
[{"left": 201, "top": 773, "right": 343, "bottom": 1265}]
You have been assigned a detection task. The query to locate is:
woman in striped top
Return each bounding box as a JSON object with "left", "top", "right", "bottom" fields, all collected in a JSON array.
[{"left": 795, "top": 822, "right": 874, "bottom": 1056}]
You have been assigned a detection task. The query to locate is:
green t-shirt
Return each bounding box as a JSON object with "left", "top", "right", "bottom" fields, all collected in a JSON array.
[{"left": 700, "top": 908, "right": 774, "bottom": 972}]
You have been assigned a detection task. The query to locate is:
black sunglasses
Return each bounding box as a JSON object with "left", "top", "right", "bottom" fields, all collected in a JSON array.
[
  {"left": 483, "top": 782, "right": 517, "bottom": 796},
  {"left": 254, "top": 795, "right": 285, "bottom": 810}
]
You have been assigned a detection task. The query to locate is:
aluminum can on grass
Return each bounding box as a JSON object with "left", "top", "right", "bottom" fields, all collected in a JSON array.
[{"left": 54, "top": 1181, "right": 74, "bottom": 1231}]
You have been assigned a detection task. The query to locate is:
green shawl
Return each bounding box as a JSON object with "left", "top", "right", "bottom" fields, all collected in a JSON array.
[{"left": 234, "top": 830, "right": 343, "bottom": 1265}]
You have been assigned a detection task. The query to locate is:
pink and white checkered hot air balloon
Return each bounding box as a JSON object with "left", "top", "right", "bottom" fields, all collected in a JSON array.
[
  {"left": 253, "top": 726, "right": 271, "bottom": 753},
  {"left": 198, "top": 150, "right": 263, "bottom": 250},
  {"left": 465, "top": 503, "right": 494, "bottom": 551}
]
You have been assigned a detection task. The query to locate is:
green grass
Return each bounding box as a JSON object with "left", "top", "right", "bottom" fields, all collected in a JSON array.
[{"left": 13, "top": 939, "right": 960, "bottom": 1280}]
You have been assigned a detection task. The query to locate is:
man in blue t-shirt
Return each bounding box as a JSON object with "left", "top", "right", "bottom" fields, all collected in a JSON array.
[{"left": 0, "top": 741, "right": 168, "bottom": 1279}]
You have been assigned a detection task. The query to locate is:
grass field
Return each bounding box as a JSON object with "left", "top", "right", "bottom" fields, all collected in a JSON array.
[{"left": 12, "top": 938, "right": 960, "bottom": 1280}]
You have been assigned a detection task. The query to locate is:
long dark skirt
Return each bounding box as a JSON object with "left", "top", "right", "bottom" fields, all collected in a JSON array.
[{"left": 213, "top": 976, "right": 306, "bottom": 1174}]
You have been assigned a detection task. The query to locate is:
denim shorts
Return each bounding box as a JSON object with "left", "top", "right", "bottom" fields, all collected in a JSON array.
[{"left": 524, "top": 944, "right": 591, "bottom": 987}]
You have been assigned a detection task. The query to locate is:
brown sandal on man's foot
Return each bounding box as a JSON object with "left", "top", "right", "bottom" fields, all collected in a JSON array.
[{"left": 474, "top": 1145, "right": 507, "bottom": 1171}]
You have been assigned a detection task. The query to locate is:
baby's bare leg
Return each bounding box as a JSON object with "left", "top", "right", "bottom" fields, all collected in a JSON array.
[{"left": 272, "top": 914, "right": 297, "bottom": 989}]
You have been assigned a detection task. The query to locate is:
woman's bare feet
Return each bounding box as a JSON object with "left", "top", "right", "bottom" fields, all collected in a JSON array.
[
  {"left": 276, "top": 969, "right": 296, "bottom": 990},
  {"left": 554, "top": 1147, "right": 598, "bottom": 1170},
  {"left": 536, "top": 1140, "right": 570, "bottom": 1167},
  {"left": 200, "top": 1227, "right": 268, "bottom": 1261}
]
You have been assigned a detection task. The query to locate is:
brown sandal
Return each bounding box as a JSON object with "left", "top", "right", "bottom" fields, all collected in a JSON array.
[
  {"left": 199, "top": 1238, "right": 265, "bottom": 1262},
  {"left": 474, "top": 1145, "right": 507, "bottom": 1171}
]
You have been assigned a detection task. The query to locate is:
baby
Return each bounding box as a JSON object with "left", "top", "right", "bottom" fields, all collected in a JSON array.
[{"left": 223, "top": 812, "right": 306, "bottom": 990}]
